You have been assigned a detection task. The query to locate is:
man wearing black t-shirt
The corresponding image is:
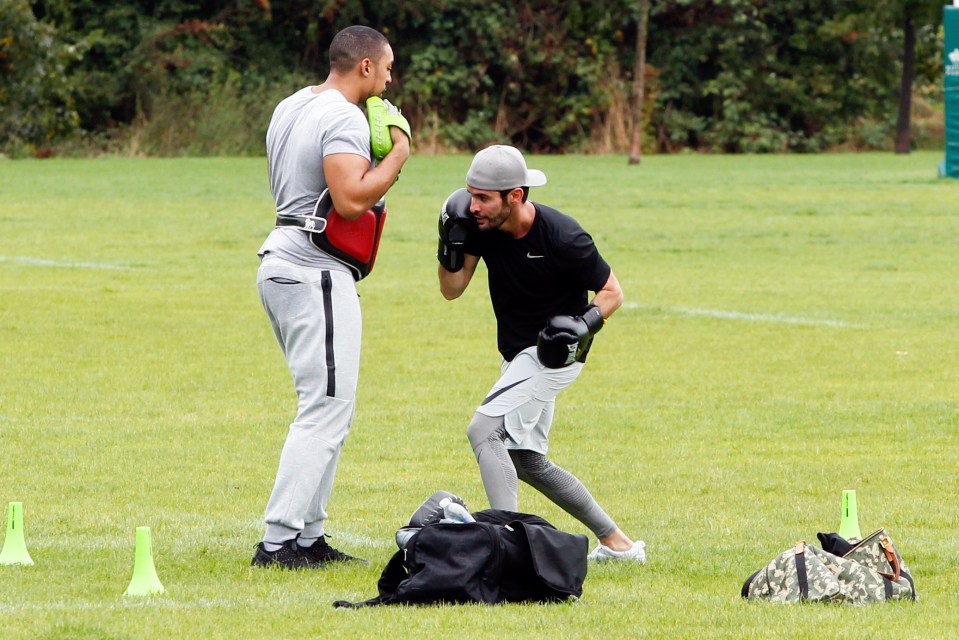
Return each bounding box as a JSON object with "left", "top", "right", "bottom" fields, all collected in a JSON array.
[{"left": 437, "top": 145, "right": 646, "bottom": 563}]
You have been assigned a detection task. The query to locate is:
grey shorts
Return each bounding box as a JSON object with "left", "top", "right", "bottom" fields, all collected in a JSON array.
[{"left": 475, "top": 346, "right": 583, "bottom": 454}]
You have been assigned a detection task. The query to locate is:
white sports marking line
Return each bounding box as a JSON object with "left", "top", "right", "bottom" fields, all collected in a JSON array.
[
  {"left": 0, "top": 256, "right": 137, "bottom": 270},
  {"left": 623, "top": 302, "right": 862, "bottom": 328}
]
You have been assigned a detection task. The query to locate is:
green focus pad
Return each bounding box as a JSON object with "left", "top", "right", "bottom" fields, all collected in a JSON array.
[{"left": 367, "top": 97, "right": 412, "bottom": 161}]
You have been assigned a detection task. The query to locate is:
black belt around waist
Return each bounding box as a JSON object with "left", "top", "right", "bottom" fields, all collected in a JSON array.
[{"left": 275, "top": 214, "right": 328, "bottom": 233}]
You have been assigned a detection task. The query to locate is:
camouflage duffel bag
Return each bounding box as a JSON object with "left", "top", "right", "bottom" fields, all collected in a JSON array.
[{"left": 741, "top": 528, "right": 916, "bottom": 604}]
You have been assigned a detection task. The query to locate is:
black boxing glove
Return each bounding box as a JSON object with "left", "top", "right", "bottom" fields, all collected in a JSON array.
[
  {"left": 437, "top": 188, "right": 476, "bottom": 272},
  {"left": 537, "top": 315, "right": 590, "bottom": 368},
  {"left": 536, "top": 304, "right": 605, "bottom": 369}
]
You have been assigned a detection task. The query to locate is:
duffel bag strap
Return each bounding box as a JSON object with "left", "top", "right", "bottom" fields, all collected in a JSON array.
[
  {"left": 878, "top": 536, "right": 901, "bottom": 582},
  {"left": 793, "top": 541, "right": 809, "bottom": 601}
]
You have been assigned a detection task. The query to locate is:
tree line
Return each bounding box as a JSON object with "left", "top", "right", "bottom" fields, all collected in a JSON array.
[{"left": 0, "top": 0, "right": 946, "bottom": 158}]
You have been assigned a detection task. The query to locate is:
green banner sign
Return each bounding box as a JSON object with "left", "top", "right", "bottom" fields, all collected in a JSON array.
[{"left": 944, "top": 5, "right": 959, "bottom": 177}]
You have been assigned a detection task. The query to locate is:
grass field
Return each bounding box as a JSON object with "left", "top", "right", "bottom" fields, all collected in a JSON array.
[{"left": 0, "top": 151, "right": 956, "bottom": 638}]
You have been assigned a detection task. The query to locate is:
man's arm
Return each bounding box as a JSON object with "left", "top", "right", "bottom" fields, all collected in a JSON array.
[
  {"left": 439, "top": 254, "right": 480, "bottom": 300},
  {"left": 590, "top": 270, "right": 624, "bottom": 318},
  {"left": 323, "top": 134, "right": 411, "bottom": 220}
]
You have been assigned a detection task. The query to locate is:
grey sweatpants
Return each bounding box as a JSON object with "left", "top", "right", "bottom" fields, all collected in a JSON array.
[{"left": 256, "top": 256, "right": 361, "bottom": 543}]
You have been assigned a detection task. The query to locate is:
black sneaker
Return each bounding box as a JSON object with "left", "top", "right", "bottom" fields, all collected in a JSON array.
[
  {"left": 297, "top": 536, "right": 369, "bottom": 566},
  {"left": 251, "top": 539, "right": 315, "bottom": 569}
]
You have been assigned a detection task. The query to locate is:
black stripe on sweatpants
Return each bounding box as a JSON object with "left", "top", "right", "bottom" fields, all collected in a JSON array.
[{"left": 321, "top": 271, "right": 335, "bottom": 397}]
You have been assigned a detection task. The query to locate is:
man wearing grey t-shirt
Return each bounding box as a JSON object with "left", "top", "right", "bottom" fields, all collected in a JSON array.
[{"left": 252, "top": 25, "right": 410, "bottom": 569}]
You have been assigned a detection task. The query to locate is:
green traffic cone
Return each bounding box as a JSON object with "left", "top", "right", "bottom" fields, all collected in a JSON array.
[
  {"left": 0, "top": 502, "right": 35, "bottom": 566},
  {"left": 123, "top": 526, "right": 165, "bottom": 596},
  {"left": 838, "top": 489, "right": 863, "bottom": 541}
]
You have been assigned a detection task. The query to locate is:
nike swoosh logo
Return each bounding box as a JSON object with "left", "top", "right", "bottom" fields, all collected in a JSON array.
[
  {"left": 481, "top": 377, "right": 532, "bottom": 405},
  {"left": 526, "top": 252, "right": 545, "bottom": 259}
]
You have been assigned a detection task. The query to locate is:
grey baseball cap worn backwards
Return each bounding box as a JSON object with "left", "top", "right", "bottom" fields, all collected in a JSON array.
[{"left": 466, "top": 145, "right": 548, "bottom": 191}]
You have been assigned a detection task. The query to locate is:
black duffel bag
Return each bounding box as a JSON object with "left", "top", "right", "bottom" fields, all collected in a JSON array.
[{"left": 334, "top": 509, "right": 588, "bottom": 607}]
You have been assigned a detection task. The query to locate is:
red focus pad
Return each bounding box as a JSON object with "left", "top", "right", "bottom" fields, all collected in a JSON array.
[
  {"left": 305, "top": 189, "right": 387, "bottom": 280},
  {"left": 326, "top": 208, "right": 378, "bottom": 263}
]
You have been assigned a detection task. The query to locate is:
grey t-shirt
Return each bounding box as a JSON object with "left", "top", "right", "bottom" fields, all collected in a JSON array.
[{"left": 258, "top": 87, "right": 371, "bottom": 270}]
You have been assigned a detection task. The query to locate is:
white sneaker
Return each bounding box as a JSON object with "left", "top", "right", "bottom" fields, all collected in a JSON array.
[{"left": 588, "top": 540, "right": 646, "bottom": 563}]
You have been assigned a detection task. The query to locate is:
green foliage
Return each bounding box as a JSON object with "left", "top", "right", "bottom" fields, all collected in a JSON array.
[
  {"left": 398, "top": 1, "right": 513, "bottom": 148},
  {"left": 0, "top": 0, "right": 81, "bottom": 156},
  {"left": 28, "top": 0, "right": 276, "bottom": 148},
  {"left": 647, "top": 0, "right": 923, "bottom": 152},
  {"left": 129, "top": 71, "right": 307, "bottom": 157},
  {"left": 1, "top": 1, "right": 948, "bottom": 155}
]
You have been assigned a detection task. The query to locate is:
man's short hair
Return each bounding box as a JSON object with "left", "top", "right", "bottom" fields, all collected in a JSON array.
[
  {"left": 329, "top": 26, "right": 389, "bottom": 73},
  {"left": 499, "top": 187, "right": 530, "bottom": 203}
]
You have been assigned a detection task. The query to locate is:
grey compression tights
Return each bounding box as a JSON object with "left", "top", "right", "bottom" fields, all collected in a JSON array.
[{"left": 465, "top": 413, "right": 617, "bottom": 538}]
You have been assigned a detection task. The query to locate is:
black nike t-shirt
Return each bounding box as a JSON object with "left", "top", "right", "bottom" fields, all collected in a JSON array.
[{"left": 464, "top": 202, "right": 611, "bottom": 361}]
